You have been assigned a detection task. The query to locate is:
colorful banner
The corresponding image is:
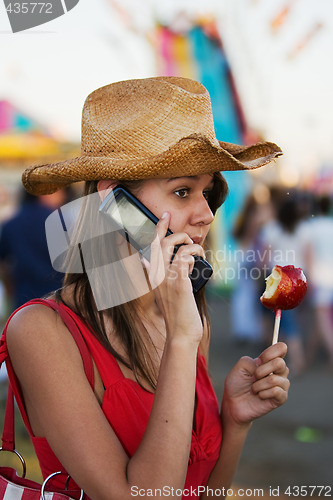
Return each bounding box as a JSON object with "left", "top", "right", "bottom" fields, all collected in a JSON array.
[
  {"left": 154, "top": 20, "right": 255, "bottom": 285},
  {"left": 0, "top": 100, "right": 71, "bottom": 161},
  {"left": 0, "top": 100, "right": 42, "bottom": 134}
]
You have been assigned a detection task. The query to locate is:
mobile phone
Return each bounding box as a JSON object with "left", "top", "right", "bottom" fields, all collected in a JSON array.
[{"left": 98, "top": 186, "right": 213, "bottom": 293}]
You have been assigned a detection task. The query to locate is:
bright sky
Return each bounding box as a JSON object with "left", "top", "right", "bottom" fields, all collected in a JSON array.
[
  {"left": 219, "top": 0, "right": 333, "bottom": 181},
  {"left": 0, "top": 0, "right": 332, "bottom": 182},
  {"left": 0, "top": 0, "right": 156, "bottom": 139}
]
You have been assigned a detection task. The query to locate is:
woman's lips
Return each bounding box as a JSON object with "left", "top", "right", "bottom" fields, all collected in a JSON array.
[{"left": 191, "top": 236, "right": 203, "bottom": 245}]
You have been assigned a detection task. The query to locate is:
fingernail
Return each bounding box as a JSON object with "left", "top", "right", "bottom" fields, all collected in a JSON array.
[
  {"left": 161, "top": 212, "right": 169, "bottom": 219},
  {"left": 255, "top": 357, "right": 262, "bottom": 367}
]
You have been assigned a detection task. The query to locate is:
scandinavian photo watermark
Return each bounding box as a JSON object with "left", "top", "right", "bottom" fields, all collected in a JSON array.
[
  {"left": 45, "top": 191, "right": 298, "bottom": 311},
  {"left": 45, "top": 191, "right": 166, "bottom": 311},
  {"left": 205, "top": 245, "right": 297, "bottom": 285},
  {"left": 3, "top": 0, "right": 80, "bottom": 33}
]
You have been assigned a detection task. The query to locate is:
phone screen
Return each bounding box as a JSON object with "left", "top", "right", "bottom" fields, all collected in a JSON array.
[
  {"left": 99, "top": 186, "right": 213, "bottom": 293},
  {"left": 99, "top": 188, "right": 158, "bottom": 251}
]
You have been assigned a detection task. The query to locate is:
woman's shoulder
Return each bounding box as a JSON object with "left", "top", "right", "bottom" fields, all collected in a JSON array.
[
  {"left": 6, "top": 286, "right": 78, "bottom": 338},
  {"left": 6, "top": 297, "right": 74, "bottom": 356},
  {"left": 5, "top": 297, "right": 92, "bottom": 399},
  {"left": 7, "top": 299, "right": 56, "bottom": 330}
]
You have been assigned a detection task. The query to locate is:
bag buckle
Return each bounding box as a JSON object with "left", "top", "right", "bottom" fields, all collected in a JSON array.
[{"left": 41, "top": 471, "right": 84, "bottom": 500}]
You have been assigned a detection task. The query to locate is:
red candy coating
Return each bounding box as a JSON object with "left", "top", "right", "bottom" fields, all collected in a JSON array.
[{"left": 260, "top": 265, "right": 307, "bottom": 311}]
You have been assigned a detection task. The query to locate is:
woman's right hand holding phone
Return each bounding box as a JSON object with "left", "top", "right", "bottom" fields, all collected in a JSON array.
[
  {"left": 148, "top": 212, "right": 205, "bottom": 345},
  {"left": 129, "top": 212, "right": 207, "bottom": 494}
]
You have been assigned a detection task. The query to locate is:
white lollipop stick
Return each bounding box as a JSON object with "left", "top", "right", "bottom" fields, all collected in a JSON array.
[{"left": 272, "top": 309, "right": 282, "bottom": 345}]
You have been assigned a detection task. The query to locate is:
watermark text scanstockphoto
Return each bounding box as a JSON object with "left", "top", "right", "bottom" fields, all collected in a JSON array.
[
  {"left": 130, "top": 486, "right": 264, "bottom": 497},
  {"left": 130, "top": 485, "right": 332, "bottom": 497}
]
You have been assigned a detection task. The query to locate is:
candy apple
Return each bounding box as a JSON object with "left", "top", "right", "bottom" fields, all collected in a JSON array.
[{"left": 260, "top": 265, "right": 307, "bottom": 311}]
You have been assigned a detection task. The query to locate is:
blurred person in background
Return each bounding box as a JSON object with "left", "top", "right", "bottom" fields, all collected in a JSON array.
[
  {"left": 0, "top": 184, "right": 15, "bottom": 224},
  {"left": 0, "top": 184, "right": 15, "bottom": 324},
  {"left": 230, "top": 193, "right": 273, "bottom": 351},
  {"left": 0, "top": 188, "right": 68, "bottom": 313},
  {"left": 260, "top": 193, "right": 307, "bottom": 376},
  {"left": 305, "top": 195, "right": 333, "bottom": 369}
]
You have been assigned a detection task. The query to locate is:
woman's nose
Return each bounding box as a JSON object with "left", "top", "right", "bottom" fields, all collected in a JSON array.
[{"left": 191, "top": 197, "right": 214, "bottom": 226}]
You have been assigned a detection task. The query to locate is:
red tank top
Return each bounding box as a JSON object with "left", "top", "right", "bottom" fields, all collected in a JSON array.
[{"left": 1, "top": 299, "right": 222, "bottom": 498}]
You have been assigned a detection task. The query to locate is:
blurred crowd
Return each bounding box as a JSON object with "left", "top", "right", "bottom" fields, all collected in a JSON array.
[{"left": 230, "top": 186, "right": 333, "bottom": 376}]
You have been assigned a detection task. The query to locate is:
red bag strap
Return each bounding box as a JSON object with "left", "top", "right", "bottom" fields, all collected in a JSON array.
[
  {"left": 1, "top": 298, "right": 95, "bottom": 451},
  {"left": 1, "top": 385, "right": 15, "bottom": 451}
]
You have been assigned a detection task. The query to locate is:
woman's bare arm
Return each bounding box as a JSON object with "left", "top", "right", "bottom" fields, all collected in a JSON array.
[{"left": 7, "top": 304, "right": 199, "bottom": 500}]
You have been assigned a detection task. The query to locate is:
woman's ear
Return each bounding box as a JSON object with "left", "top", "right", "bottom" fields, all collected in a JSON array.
[{"left": 97, "top": 180, "right": 119, "bottom": 201}]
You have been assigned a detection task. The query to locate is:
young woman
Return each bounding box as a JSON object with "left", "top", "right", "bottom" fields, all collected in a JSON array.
[{"left": 2, "top": 77, "right": 289, "bottom": 500}]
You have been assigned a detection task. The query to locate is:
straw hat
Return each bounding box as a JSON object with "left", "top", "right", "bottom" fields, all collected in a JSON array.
[{"left": 22, "top": 76, "right": 282, "bottom": 195}]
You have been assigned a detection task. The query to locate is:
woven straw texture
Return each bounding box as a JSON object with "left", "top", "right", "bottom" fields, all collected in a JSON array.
[{"left": 22, "top": 77, "right": 282, "bottom": 195}]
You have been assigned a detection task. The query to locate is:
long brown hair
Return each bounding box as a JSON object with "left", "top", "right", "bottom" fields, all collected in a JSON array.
[{"left": 60, "top": 173, "right": 228, "bottom": 390}]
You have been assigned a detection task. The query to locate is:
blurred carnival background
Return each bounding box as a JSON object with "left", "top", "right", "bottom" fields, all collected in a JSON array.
[{"left": 0, "top": 0, "right": 332, "bottom": 497}]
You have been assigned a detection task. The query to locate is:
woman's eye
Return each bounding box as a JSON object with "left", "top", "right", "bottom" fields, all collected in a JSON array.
[
  {"left": 174, "top": 188, "right": 189, "bottom": 198},
  {"left": 203, "top": 190, "right": 211, "bottom": 201}
]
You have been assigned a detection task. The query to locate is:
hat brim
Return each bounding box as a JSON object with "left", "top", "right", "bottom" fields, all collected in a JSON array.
[{"left": 22, "top": 134, "right": 282, "bottom": 195}]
